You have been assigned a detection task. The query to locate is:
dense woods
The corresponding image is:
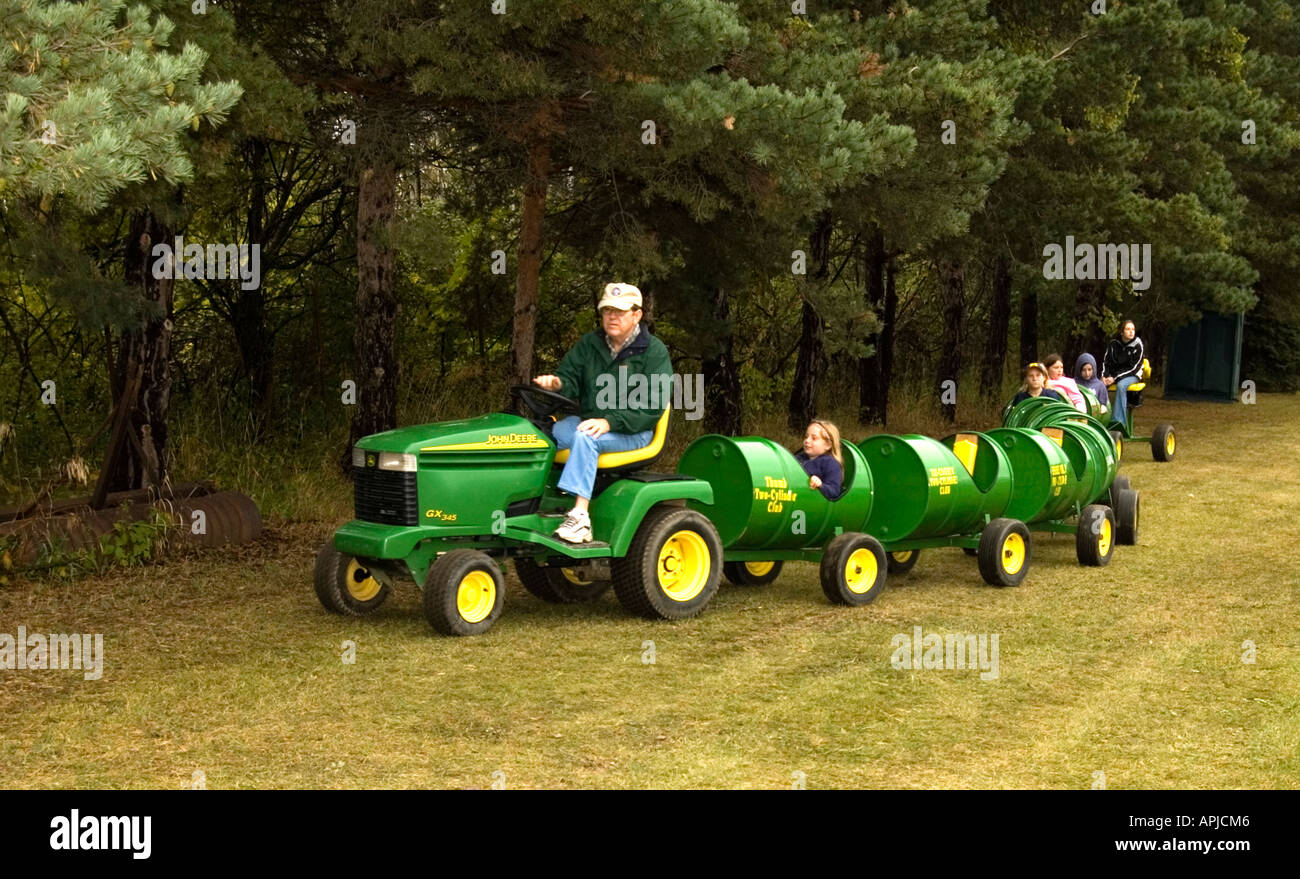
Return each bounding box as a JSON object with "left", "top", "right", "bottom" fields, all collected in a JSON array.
[{"left": 3, "top": 0, "right": 1298, "bottom": 502}]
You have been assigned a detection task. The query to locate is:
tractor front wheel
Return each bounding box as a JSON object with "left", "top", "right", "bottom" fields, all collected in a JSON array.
[
  {"left": 424, "top": 550, "right": 505, "bottom": 636},
  {"left": 612, "top": 507, "right": 722, "bottom": 620},
  {"left": 314, "top": 543, "right": 391, "bottom": 616}
]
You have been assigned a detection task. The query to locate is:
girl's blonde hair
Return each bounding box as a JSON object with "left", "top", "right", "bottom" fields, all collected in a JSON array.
[
  {"left": 809, "top": 419, "right": 844, "bottom": 470},
  {"left": 1020, "top": 362, "right": 1048, "bottom": 392}
]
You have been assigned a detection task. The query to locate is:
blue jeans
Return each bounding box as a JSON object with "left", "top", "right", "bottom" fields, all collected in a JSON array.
[
  {"left": 553, "top": 416, "right": 653, "bottom": 500},
  {"left": 1111, "top": 375, "right": 1139, "bottom": 429}
]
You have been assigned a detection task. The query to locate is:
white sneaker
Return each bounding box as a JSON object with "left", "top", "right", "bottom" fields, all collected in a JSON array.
[{"left": 554, "top": 509, "right": 592, "bottom": 543}]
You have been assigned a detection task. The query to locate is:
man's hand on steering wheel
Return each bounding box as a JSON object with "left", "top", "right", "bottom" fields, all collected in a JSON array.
[{"left": 533, "top": 375, "right": 561, "bottom": 392}]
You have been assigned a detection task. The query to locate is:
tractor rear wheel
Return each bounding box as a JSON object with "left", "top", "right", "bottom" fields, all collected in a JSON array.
[
  {"left": 612, "top": 507, "right": 722, "bottom": 620},
  {"left": 723, "top": 560, "right": 784, "bottom": 586},
  {"left": 424, "top": 550, "right": 505, "bottom": 636},
  {"left": 314, "top": 543, "right": 390, "bottom": 616},
  {"left": 1076, "top": 505, "right": 1115, "bottom": 567},
  {"left": 978, "top": 519, "right": 1031, "bottom": 587},
  {"left": 820, "top": 533, "right": 887, "bottom": 606}
]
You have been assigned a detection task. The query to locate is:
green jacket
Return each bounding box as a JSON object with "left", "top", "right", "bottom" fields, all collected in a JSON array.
[{"left": 554, "top": 327, "right": 673, "bottom": 434}]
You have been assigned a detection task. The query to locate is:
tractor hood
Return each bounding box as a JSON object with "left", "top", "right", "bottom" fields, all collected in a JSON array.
[{"left": 355, "top": 413, "right": 553, "bottom": 455}]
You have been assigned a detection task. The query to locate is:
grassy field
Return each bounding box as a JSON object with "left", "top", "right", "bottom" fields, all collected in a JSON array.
[{"left": 2, "top": 393, "right": 1297, "bottom": 789}]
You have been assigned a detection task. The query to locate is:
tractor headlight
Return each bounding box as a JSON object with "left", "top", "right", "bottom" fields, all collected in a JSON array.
[
  {"left": 352, "top": 446, "right": 366, "bottom": 468},
  {"left": 377, "top": 451, "right": 417, "bottom": 472}
]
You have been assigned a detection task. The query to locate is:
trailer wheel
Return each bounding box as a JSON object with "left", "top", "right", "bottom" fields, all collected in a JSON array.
[
  {"left": 1104, "top": 474, "right": 1131, "bottom": 506},
  {"left": 886, "top": 549, "right": 921, "bottom": 575},
  {"left": 1076, "top": 505, "right": 1115, "bottom": 567},
  {"left": 612, "top": 507, "right": 722, "bottom": 620},
  {"left": 424, "top": 550, "right": 504, "bottom": 636},
  {"left": 978, "top": 519, "right": 1031, "bottom": 587},
  {"left": 723, "top": 560, "right": 784, "bottom": 586},
  {"left": 1151, "top": 424, "right": 1176, "bottom": 462},
  {"left": 820, "top": 533, "right": 887, "bottom": 606},
  {"left": 516, "top": 558, "right": 611, "bottom": 603},
  {"left": 1113, "top": 487, "right": 1140, "bottom": 545},
  {"left": 314, "top": 542, "right": 390, "bottom": 615},
  {"left": 1109, "top": 429, "right": 1124, "bottom": 461}
]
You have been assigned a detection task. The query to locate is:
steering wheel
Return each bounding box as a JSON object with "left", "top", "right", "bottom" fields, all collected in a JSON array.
[{"left": 510, "top": 384, "right": 580, "bottom": 418}]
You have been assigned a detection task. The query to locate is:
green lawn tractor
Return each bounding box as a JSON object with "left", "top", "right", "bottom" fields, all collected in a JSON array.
[{"left": 314, "top": 386, "right": 723, "bottom": 636}]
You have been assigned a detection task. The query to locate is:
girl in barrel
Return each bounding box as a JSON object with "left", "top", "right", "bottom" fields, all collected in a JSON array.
[
  {"left": 1012, "top": 362, "right": 1063, "bottom": 405},
  {"left": 795, "top": 419, "right": 844, "bottom": 500}
]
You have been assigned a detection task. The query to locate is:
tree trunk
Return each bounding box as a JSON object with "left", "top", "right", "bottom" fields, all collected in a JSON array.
[
  {"left": 787, "top": 211, "right": 831, "bottom": 431},
  {"left": 880, "top": 254, "right": 897, "bottom": 424},
  {"left": 1067, "top": 281, "right": 1107, "bottom": 367},
  {"left": 105, "top": 210, "right": 175, "bottom": 495},
  {"left": 702, "top": 286, "right": 742, "bottom": 436},
  {"left": 980, "top": 255, "right": 1011, "bottom": 400},
  {"left": 858, "top": 225, "right": 887, "bottom": 424},
  {"left": 510, "top": 136, "right": 550, "bottom": 396},
  {"left": 1019, "top": 288, "right": 1038, "bottom": 369},
  {"left": 238, "top": 137, "right": 273, "bottom": 434},
  {"left": 938, "top": 258, "right": 965, "bottom": 424},
  {"left": 346, "top": 157, "right": 399, "bottom": 470}
]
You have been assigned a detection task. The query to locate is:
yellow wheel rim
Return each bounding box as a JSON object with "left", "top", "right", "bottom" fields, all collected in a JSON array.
[
  {"left": 1115, "top": 439, "right": 1122, "bottom": 460},
  {"left": 456, "top": 570, "right": 496, "bottom": 623},
  {"left": 1097, "top": 518, "right": 1112, "bottom": 557},
  {"left": 1166, "top": 433, "right": 1175, "bottom": 454},
  {"left": 891, "top": 551, "right": 913, "bottom": 563},
  {"left": 744, "top": 561, "right": 775, "bottom": 576},
  {"left": 561, "top": 567, "right": 592, "bottom": 585},
  {"left": 346, "top": 559, "right": 382, "bottom": 602},
  {"left": 844, "top": 548, "right": 879, "bottom": 594},
  {"left": 657, "top": 530, "right": 709, "bottom": 602},
  {"left": 1001, "top": 533, "right": 1026, "bottom": 575}
]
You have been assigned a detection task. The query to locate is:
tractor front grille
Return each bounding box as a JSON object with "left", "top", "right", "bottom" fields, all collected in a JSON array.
[{"left": 354, "top": 468, "right": 418, "bottom": 526}]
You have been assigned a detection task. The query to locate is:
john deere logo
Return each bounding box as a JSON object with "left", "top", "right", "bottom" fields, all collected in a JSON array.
[{"left": 366, "top": 453, "right": 377, "bottom": 468}]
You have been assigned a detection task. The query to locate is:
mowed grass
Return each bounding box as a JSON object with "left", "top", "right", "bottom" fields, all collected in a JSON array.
[{"left": 1, "top": 394, "right": 1297, "bottom": 789}]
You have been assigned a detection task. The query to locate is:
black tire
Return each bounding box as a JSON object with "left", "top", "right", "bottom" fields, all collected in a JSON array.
[
  {"left": 611, "top": 507, "right": 722, "bottom": 620},
  {"left": 962, "top": 547, "right": 978, "bottom": 557},
  {"left": 819, "top": 532, "right": 887, "bottom": 606},
  {"left": 723, "top": 560, "right": 784, "bottom": 586},
  {"left": 515, "top": 558, "right": 611, "bottom": 603},
  {"left": 314, "top": 542, "right": 390, "bottom": 616},
  {"left": 423, "top": 550, "right": 505, "bottom": 636},
  {"left": 1109, "top": 429, "right": 1125, "bottom": 462},
  {"left": 977, "top": 518, "right": 1031, "bottom": 587},
  {"left": 1114, "top": 487, "right": 1140, "bottom": 545},
  {"left": 1076, "top": 504, "right": 1115, "bottom": 567},
  {"left": 886, "top": 549, "right": 921, "bottom": 575},
  {"left": 1151, "top": 423, "right": 1175, "bottom": 462},
  {"left": 1104, "top": 474, "right": 1132, "bottom": 506}
]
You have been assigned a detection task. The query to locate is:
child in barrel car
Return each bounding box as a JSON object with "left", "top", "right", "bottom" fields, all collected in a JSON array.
[{"left": 795, "top": 420, "right": 845, "bottom": 500}]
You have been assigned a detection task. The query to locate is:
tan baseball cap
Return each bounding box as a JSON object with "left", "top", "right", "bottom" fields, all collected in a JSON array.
[{"left": 597, "top": 282, "right": 642, "bottom": 310}]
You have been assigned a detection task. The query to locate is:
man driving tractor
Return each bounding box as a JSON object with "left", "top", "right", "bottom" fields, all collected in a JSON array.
[{"left": 533, "top": 282, "right": 673, "bottom": 543}]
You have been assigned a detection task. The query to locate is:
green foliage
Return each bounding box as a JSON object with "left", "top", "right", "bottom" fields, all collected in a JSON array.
[{"left": 0, "top": 0, "right": 243, "bottom": 210}]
